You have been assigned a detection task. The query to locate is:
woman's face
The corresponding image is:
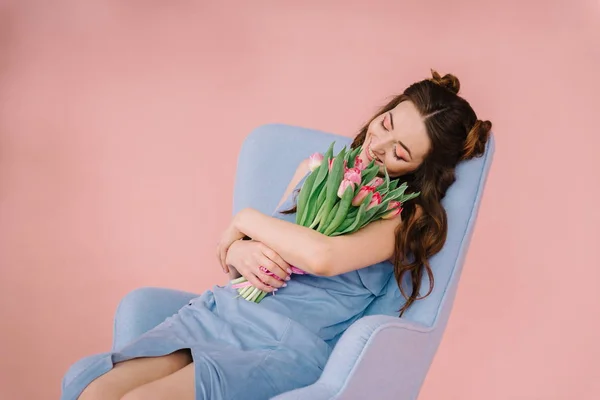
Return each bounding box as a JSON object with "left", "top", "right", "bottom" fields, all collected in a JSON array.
[{"left": 359, "top": 100, "right": 431, "bottom": 178}]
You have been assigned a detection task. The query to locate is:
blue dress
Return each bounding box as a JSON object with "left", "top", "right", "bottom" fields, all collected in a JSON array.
[{"left": 61, "top": 174, "right": 395, "bottom": 400}]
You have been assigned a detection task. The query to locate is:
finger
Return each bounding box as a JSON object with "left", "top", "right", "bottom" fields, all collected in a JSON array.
[
  {"left": 247, "top": 272, "right": 274, "bottom": 293},
  {"left": 271, "top": 253, "right": 291, "bottom": 273},
  {"left": 217, "top": 245, "right": 227, "bottom": 271},
  {"left": 221, "top": 246, "right": 231, "bottom": 274},
  {"left": 219, "top": 247, "right": 225, "bottom": 270},
  {"left": 257, "top": 263, "right": 286, "bottom": 288},
  {"left": 219, "top": 245, "right": 228, "bottom": 272},
  {"left": 260, "top": 257, "right": 289, "bottom": 283},
  {"left": 260, "top": 244, "right": 291, "bottom": 275},
  {"left": 260, "top": 249, "right": 290, "bottom": 281}
]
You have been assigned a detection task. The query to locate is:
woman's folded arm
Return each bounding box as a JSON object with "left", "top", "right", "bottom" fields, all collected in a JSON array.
[{"left": 234, "top": 208, "right": 401, "bottom": 276}]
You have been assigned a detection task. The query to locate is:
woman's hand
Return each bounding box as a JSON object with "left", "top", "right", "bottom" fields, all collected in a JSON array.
[{"left": 225, "top": 239, "right": 292, "bottom": 292}]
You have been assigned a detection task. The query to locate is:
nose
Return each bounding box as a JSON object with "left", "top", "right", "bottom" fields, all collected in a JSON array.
[{"left": 370, "top": 131, "right": 393, "bottom": 155}]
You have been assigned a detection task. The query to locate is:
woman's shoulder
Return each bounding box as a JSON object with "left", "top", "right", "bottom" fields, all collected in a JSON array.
[
  {"left": 296, "top": 158, "right": 311, "bottom": 174},
  {"left": 275, "top": 158, "right": 311, "bottom": 210},
  {"left": 290, "top": 158, "right": 311, "bottom": 189}
]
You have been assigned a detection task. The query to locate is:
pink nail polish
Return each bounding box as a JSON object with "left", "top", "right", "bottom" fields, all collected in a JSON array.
[
  {"left": 283, "top": 283, "right": 287, "bottom": 287},
  {"left": 285, "top": 276, "right": 291, "bottom": 281}
]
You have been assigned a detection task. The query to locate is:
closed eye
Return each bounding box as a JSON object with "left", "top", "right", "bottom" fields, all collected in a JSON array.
[
  {"left": 393, "top": 146, "right": 405, "bottom": 162},
  {"left": 381, "top": 114, "right": 410, "bottom": 161}
]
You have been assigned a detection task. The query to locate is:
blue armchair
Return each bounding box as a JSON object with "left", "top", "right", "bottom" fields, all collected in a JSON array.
[{"left": 110, "top": 124, "right": 495, "bottom": 399}]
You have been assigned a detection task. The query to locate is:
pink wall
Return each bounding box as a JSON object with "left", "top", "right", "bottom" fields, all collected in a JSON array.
[{"left": 1, "top": 1, "right": 599, "bottom": 399}]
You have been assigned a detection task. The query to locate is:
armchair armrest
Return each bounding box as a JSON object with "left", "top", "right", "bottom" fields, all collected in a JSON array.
[
  {"left": 112, "top": 287, "right": 198, "bottom": 350},
  {"left": 271, "top": 315, "right": 436, "bottom": 400}
]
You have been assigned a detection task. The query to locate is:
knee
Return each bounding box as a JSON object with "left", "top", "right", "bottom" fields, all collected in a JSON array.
[
  {"left": 63, "top": 354, "right": 108, "bottom": 391},
  {"left": 77, "top": 379, "right": 120, "bottom": 400},
  {"left": 120, "top": 386, "right": 152, "bottom": 400},
  {"left": 120, "top": 391, "right": 139, "bottom": 400}
]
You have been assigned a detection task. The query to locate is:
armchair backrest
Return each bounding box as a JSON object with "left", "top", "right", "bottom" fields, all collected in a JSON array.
[{"left": 233, "top": 124, "right": 495, "bottom": 330}]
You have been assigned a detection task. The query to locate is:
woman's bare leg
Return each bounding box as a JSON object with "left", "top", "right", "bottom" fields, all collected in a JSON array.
[
  {"left": 121, "top": 363, "right": 195, "bottom": 400},
  {"left": 78, "top": 349, "right": 192, "bottom": 400}
]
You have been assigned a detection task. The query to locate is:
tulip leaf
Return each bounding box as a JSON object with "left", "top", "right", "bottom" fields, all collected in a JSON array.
[
  {"left": 310, "top": 209, "right": 323, "bottom": 229},
  {"left": 335, "top": 214, "right": 355, "bottom": 233},
  {"left": 361, "top": 165, "right": 379, "bottom": 186},
  {"left": 372, "top": 201, "right": 394, "bottom": 221},
  {"left": 296, "top": 170, "right": 317, "bottom": 225},
  {"left": 297, "top": 142, "right": 335, "bottom": 226},
  {"left": 346, "top": 146, "right": 362, "bottom": 169},
  {"left": 303, "top": 181, "right": 326, "bottom": 227},
  {"left": 323, "top": 141, "right": 336, "bottom": 159},
  {"left": 316, "top": 182, "right": 328, "bottom": 209},
  {"left": 360, "top": 206, "right": 383, "bottom": 229},
  {"left": 386, "top": 183, "right": 408, "bottom": 200},
  {"left": 307, "top": 165, "right": 330, "bottom": 227},
  {"left": 319, "top": 147, "right": 347, "bottom": 227},
  {"left": 334, "top": 205, "right": 359, "bottom": 233},
  {"left": 343, "top": 148, "right": 353, "bottom": 164},
  {"left": 319, "top": 202, "right": 340, "bottom": 233},
  {"left": 347, "top": 205, "right": 359, "bottom": 219},
  {"left": 380, "top": 168, "right": 391, "bottom": 196},
  {"left": 374, "top": 198, "right": 391, "bottom": 214},
  {"left": 324, "top": 186, "right": 355, "bottom": 235},
  {"left": 310, "top": 143, "right": 335, "bottom": 196},
  {"left": 400, "top": 191, "right": 420, "bottom": 203},
  {"left": 308, "top": 187, "right": 328, "bottom": 228},
  {"left": 332, "top": 194, "right": 371, "bottom": 235}
]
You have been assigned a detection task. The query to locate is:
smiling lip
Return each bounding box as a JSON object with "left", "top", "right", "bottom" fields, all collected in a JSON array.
[{"left": 364, "top": 139, "right": 381, "bottom": 163}]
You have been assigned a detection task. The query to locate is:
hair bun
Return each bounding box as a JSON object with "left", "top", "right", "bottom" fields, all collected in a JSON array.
[
  {"left": 462, "top": 119, "right": 492, "bottom": 160},
  {"left": 430, "top": 69, "right": 460, "bottom": 94}
]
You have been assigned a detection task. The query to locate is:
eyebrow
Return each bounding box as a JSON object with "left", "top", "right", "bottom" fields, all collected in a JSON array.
[{"left": 389, "top": 112, "right": 413, "bottom": 160}]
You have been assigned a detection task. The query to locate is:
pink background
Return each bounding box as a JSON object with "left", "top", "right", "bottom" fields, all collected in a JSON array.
[{"left": 1, "top": 1, "right": 599, "bottom": 399}]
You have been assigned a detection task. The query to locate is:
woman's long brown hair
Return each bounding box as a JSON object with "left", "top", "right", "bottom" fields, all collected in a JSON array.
[{"left": 285, "top": 70, "right": 491, "bottom": 316}]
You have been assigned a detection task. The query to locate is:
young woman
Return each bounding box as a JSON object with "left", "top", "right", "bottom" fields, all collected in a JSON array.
[{"left": 63, "top": 70, "right": 492, "bottom": 400}]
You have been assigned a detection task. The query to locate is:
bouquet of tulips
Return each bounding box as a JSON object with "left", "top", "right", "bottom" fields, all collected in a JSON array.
[{"left": 231, "top": 142, "right": 420, "bottom": 302}]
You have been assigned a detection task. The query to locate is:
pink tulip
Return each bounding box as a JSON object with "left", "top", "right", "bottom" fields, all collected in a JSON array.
[
  {"left": 352, "top": 185, "right": 376, "bottom": 206},
  {"left": 337, "top": 179, "right": 356, "bottom": 198},
  {"left": 344, "top": 167, "right": 362, "bottom": 185},
  {"left": 386, "top": 200, "right": 401, "bottom": 210},
  {"left": 308, "top": 152, "right": 324, "bottom": 172},
  {"left": 367, "top": 192, "right": 382, "bottom": 210},
  {"left": 354, "top": 156, "right": 366, "bottom": 170},
  {"left": 366, "top": 177, "right": 385, "bottom": 188},
  {"left": 382, "top": 201, "right": 403, "bottom": 219},
  {"left": 381, "top": 207, "right": 402, "bottom": 219}
]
